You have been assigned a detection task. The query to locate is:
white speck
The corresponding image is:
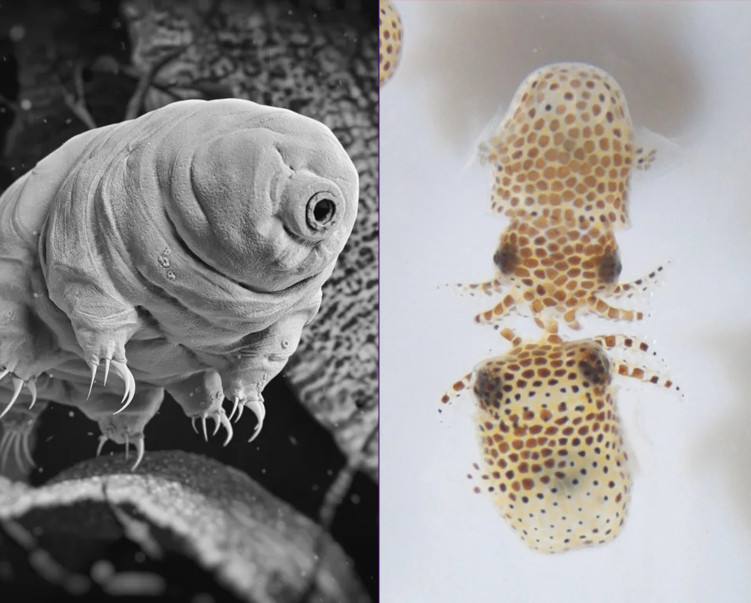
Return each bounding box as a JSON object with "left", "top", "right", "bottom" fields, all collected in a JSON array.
[
  {"left": 350, "top": 494, "right": 361, "bottom": 505},
  {"left": 289, "top": 436, "right": 298, "bottom": 446},
  {"left": 68, "top": 411, "right": 74, "bottom": 417},
  {"left": 20, "top": 99, "right": 31, "bottom": 111},
  {"left": 91, "top": 559, "right": 114, "bottom": 582},
  {"left": 9, "top": 24, "right": 25, "bottom": 42}
]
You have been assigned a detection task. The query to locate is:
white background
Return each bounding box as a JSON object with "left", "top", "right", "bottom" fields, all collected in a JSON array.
[{"left": 380, "top": 2, "right": 751, "bottom": 601}]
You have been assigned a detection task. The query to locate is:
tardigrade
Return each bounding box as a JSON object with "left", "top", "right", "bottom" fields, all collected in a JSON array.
[{"left": 0, "top": 98, "right": 359, "bottom": 468}]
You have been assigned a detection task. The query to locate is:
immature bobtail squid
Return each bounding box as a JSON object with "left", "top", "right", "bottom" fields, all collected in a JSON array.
[
  {"left": 456, "top": 63, "right": 668, "bottom": 331},
  {"left": 0, "top": 98, "right": 359, "bottom": 470},
  {"left": 441, "top": 328, "right": 678, "bottom": 553},
  {"left": 478, "top": 62, "right": 659, "bottom": 228}
]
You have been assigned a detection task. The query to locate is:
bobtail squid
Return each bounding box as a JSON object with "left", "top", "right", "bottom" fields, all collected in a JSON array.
[{"left": 0, "top": 98, "right": 359, "bottom": 470}]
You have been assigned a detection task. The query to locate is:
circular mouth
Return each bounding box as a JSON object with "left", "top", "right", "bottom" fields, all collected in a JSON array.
[{"left": 306, "top": 193, "right": 337, "bottom": 231}]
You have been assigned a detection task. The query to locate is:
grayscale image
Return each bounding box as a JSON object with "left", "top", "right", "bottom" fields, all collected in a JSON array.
[{"left": 0, "top": 1, "right": 377, "bottom": 601}]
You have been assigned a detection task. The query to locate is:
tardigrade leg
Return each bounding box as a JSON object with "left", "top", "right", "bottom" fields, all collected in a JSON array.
[
  {"left": 0, "top": 300, "right": 62, "bottom": 416},
  {"left": 41, "top": 256, "right": 141, "bottom": 410},
  {"left": 199, "top": 311, "right": 312, "bottom": 443},
  {"left": 165, "top": 370, "right": 233, "bottom": 446},
  {"left": 0, "top": 400, "right": 49, "bottom": 477},
  {"left": 78, "top": 386, "right": 164, "bottom": 470}
]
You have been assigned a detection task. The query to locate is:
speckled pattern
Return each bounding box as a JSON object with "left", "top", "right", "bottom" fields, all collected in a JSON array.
[
  {"left": 479, "top": 63, "right": 657, "bottom": 228},
  {"left": 459, "top": 214, "right": 664, "bottom": 330},
  {"left": 379, "top": 0, "right": 402, "bottom": 87},
  {"left": 442, "top": 331, "right": 676, "bottom": 553},
  {"left": 0, "top": 451, "right": 369, "bottom": 602},
  {"left": 121, "top": 0, "right": 378, "bottom": 478}
]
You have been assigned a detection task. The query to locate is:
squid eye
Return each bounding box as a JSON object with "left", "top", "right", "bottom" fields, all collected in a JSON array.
[
  {"left": 473, "top": 367, "right": 504, "bottom": 411},
  {"left": 578, "top": 346, "right": 611, "bottom": 386},
  {"left": 307, "top": 194, "right": 336, "bottom": 230},
  {"left": 493, "top": 241, "right": 519, "bottom": 275},
  {"left": 598, "top": 251, "right": 622, "bottom": 283}
]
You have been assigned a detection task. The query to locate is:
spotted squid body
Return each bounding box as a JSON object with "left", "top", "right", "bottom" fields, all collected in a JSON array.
[{"left": 0, "top": 98, "right": 359, "bottom": 469}]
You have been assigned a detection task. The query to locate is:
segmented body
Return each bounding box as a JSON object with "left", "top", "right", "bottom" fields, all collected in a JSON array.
[
  {"left": 442, "top": 331, "right": 675, "bottom": 553},
  {"left": 0, "top": 98, "right": 358, "bottom": 470}
]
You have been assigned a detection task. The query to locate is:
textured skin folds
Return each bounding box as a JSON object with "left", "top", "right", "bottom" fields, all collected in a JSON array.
[{"left": 0, "top": 98, "right": 358, "bottom": 465}]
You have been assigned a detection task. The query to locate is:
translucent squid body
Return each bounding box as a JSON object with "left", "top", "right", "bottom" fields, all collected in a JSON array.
[
  {"left": 379, "top": 0, "right": 403, "bottom": 87},
  {"left": 478, "top": 62, "right": 658, "bottom": 228},
  {"left": 0, "top": 99, "right": 359, "bottom": 470},
  {"left": 441, "top": 329, "right": 677, "bottom": 553}
]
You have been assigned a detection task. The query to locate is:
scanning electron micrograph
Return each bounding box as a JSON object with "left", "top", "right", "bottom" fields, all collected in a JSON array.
[{"left": 0, "top": 1, "right": 377, "bottom": 601}]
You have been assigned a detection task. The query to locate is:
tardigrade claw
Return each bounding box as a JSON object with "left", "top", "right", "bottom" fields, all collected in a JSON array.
[
  {"left": 133, "top": 436, "right": 145, "bottom": 471},
  {"left": 96, "top": 435, "right": 108, "bottom": 457},
  {"left": 88, "top": 359, "right": 135, "bottom": 411},
  {"left": 245, "top": 398, "right": 266, "bottom": 443},
  {"left": 228, "top": 396, "right": 241, "bottom": 422},
  {"left": 0, "top": 373, "right": 38, "bottom": 419},
  {"left": 190, "top": 407, "right": 234, "bottom": 447},
  {"left": 95, "top": 429, "right": 146, "bottom": 471},
  {"left": 0, "top": 404, "right": 45, "bottom": 474},
  {"left": 218, "top": 410, "right": 234, "bottom": 447},
  {"left": 26, "top": 380, "right": 37, "bottom": 410},
  {"left": 110, "top": 360, "right": 136, "bottom": 414},
  {"left": 0, "top": 428, "right": 35, "bottom": 472}
]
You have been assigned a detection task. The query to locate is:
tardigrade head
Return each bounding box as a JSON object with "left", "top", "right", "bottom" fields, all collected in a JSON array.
[
  {"left": 483, "top": 62, "right": 635, "bottom": 228},
  {"left": 159, "top": 100, "right": 359, "bottom": 292}
]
